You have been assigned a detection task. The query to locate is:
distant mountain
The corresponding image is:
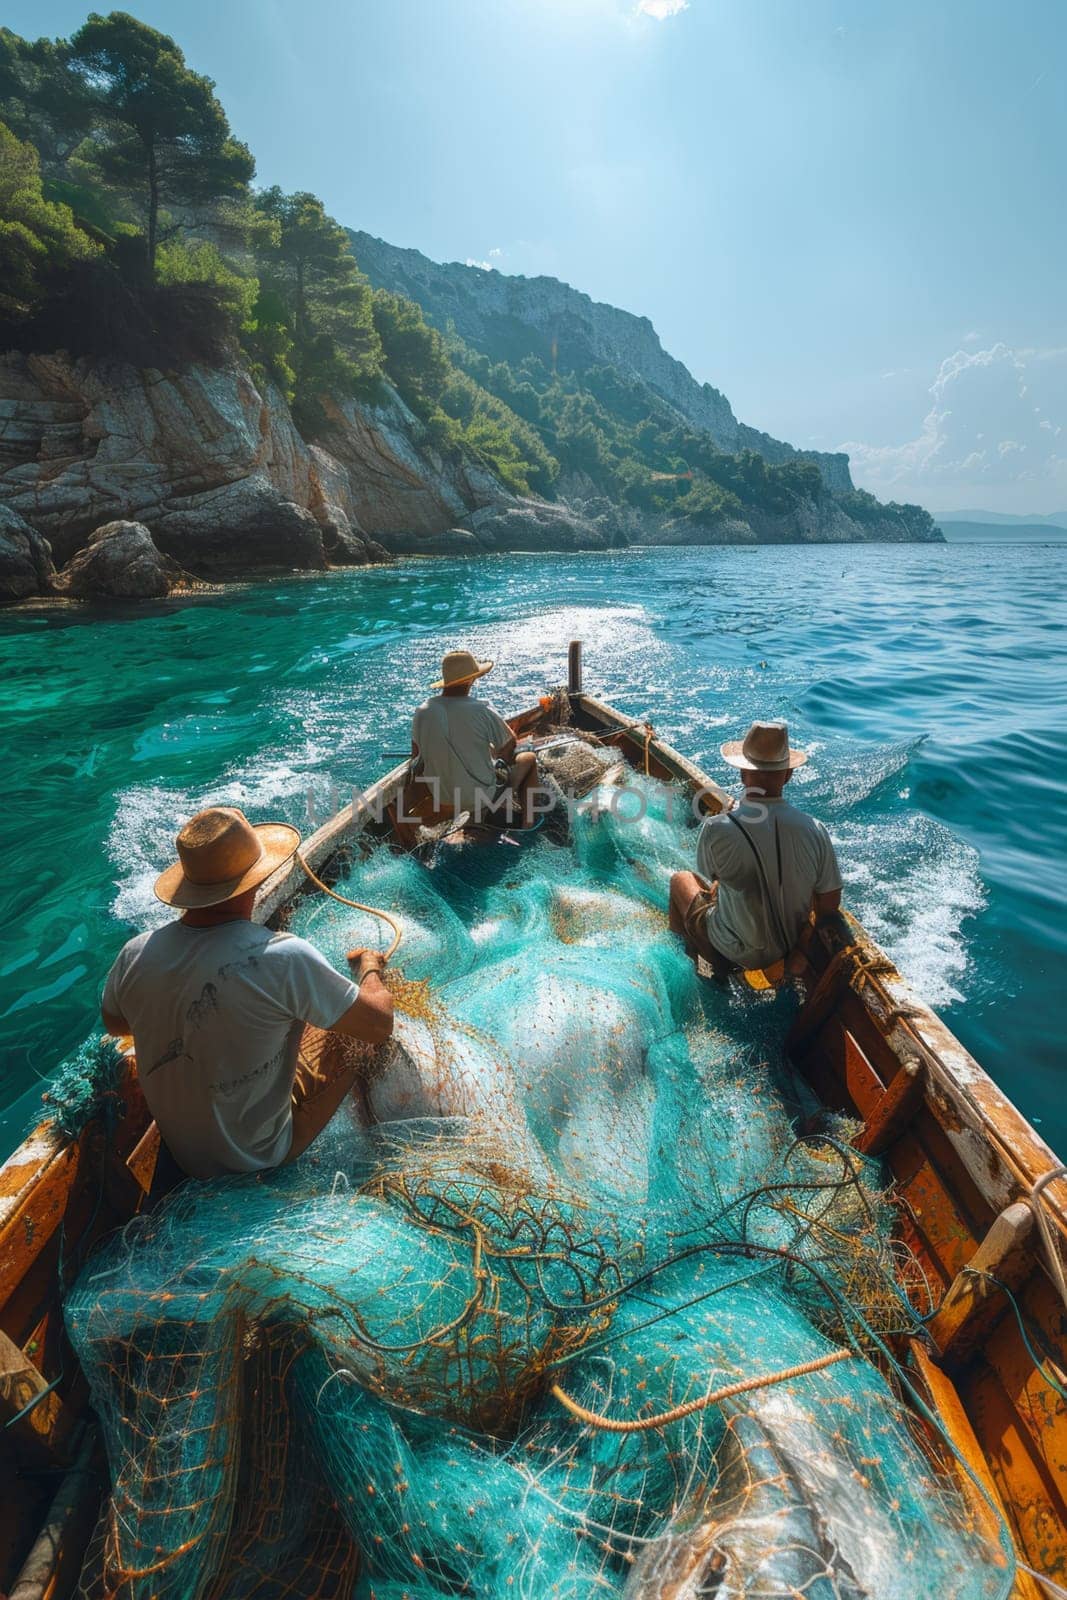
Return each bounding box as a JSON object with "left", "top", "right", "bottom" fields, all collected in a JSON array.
[
  {"left": 936, "top": 509, "right": 1067, "bottom": 528},
  {"left": 349, "top": 232, "right": 853, "bottom": 494},
  {"left": 936, "top": 519, "right": 1067, "bottom": 543},
  {"left": 347, "top": 232, "right": 942, "bottom": 546}
]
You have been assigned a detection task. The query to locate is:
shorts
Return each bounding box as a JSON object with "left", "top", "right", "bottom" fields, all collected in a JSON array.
[{"left": 681, "top": 882, "right": 742, "bottom": 978}]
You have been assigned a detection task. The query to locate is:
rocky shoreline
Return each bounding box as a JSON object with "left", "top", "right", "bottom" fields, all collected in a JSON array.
[{"left": 0, "top": 349, "right": 940, "bottom": 607}]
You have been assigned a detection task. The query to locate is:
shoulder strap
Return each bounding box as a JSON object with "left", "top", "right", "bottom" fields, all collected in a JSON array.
[{"left": 726, "top": 811, "right": 792, "bottom": 960}]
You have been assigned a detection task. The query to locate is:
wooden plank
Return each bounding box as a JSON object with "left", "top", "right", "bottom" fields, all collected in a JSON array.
[
  {"left": 909, "top": 1341, "right": 1042, "bottom": 1600},
  {"left": 125, "top": 1121, "right": 160, "bottom": 1196},
  {"left": 0, "top": 1328, "right": 76, "bottom": 1465},
  {"left": 8, "top": 1428, "right": 101, "bottom": 1600},
  {"left": 980, "top": 1285, "right": 1067, "bottom": 1516},
  {"left": 856, "top": 1057, "right": 926, "bottom": 1156},
  {"left": 965, "top": 1353, "right": 1067, "bottom": 1592},
  {"left": 814, "top": 920, "right": 1067, "bottom": 1238},
  {"left": 929, "top": 1203, "right": 1036, "bottom": 1368},
  {"left": 786, "top": 947, "right": 856, "bottom": 1056},
  {"left": 0, "top": 1131, "right": 82, "bottom": 1313},
  {"left": 893, "top": 1143, "right": 984, "bottom": 1287},
  {"left": 811, "top": 1017, "right": 887, "bottom": 1122}
]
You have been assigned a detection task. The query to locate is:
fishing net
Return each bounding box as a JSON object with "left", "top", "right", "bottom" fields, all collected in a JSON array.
[{"left": 65, "top": 762, "right": 1015, "bottom": 1599}]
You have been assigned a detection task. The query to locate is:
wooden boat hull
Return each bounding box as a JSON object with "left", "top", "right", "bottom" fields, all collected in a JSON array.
[{"left": 1, "top": 665, "right": 1064, "bottom": 1597}]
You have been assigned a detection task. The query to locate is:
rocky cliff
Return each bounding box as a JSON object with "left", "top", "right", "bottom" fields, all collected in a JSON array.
[
  {"left": 0, "top": 351, "right": 612, "bottom": 601},
  {"left": 349, "top": 232, "right": 854, "bottom": 494},
  {"left": 0, "top": 242, "right": 943, "bottom": 606}
]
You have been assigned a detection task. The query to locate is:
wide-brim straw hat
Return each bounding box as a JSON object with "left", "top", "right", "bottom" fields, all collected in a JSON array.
[
  {"left": 720, "top": 719, "right": 808, "bottom": 771},
  {"left": 154, "top": 806, "right": 301, "bottom": 909},
  {"left": 432, "top": 649, "right": 494, "bottom": 689}
]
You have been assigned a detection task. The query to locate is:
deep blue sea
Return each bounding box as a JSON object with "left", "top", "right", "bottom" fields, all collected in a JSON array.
[{"left": 1, "top": 542, "right": 1064, "bottom": 1155}]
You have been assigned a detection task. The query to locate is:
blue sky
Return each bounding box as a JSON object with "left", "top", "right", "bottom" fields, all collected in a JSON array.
[{"left": 11, "top": 0, "right": 1066, "bottom": 512}]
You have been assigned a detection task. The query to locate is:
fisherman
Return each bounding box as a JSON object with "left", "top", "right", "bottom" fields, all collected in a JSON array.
[
  {"left": 101, "top": 806, "right": 393, "bottom": 1180},
  {"left": 394, "top": 649, "right": 538, "bottom": 841},
  {"left": 669, "top": 720, "right": 841, "bottom": 978}
]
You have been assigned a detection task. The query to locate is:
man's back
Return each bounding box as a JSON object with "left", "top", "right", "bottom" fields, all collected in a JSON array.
[
  {"left": 103, "top": 920, "right": 356, "bottom": 1177},
  {"left": 696, "top": 796, "right": 841, "bottom": 970},
  {"left": 411, "top": 693, "right": 512, "bottom": 815}
]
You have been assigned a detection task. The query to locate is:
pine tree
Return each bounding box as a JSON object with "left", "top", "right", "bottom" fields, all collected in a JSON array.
[
  {"left": 0, "top": 119, "right": 99, "bottom": 322},
  {"left": 254, "top": 188, "right": 382, "bottom": 408},
  {"left": 65, "top": 12, "right": 253, "bottom": 274}
]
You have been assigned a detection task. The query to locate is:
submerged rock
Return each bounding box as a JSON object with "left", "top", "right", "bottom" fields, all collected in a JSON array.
[
  {"left": 54, "top": 520, "right": 186, "bottom": 600},
  {"left": 0, "top": 505, "right": 54, "bottom": 602}
]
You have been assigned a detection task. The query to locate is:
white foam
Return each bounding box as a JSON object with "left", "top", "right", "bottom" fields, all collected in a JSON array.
[{"left": 839, "top": 813, "right": 985, "bottom": 1008}]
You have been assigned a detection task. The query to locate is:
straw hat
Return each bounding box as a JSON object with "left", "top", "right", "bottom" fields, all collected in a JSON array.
[
  {"left": 432, "top": 649, "right": 494, "bottom": 689},
  {"left": 154, "top": 806, "right": 300, "bottom": 909},
  {"left": 720, "top": 720, "right": 808, "bottom": 771}
]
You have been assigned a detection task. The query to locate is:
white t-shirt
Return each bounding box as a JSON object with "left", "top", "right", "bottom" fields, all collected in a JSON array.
[
  {"left": 411, "top": 693, "right": 513, "bottom": 817},
  {"left": 695, "top": 796, "right": 842, "bottom": 970},
  {"left": 102, "top": 920, "right": 358, "bottom": 1178}
]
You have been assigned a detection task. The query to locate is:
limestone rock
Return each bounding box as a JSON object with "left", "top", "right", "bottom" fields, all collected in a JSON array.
[
  {"left": 54, "top": 520, "right": 174, "bottom": 599},
  {"left": 378, "top": 527, "right": 487, "bottom": 557},
  {"left": 462, "top": 498, "right": 616, "bottom": 552},
  {"left": 0, "top": 355, "right": 497, "bottom": 578},
  {"left": 313, "top": 388, "right": 471, "bottom": 536},
  {"left": 0, "top": 504, "right": 54, "bottom": 602},
  {"left": 152, "top": 478, "right": 328, "bottom": 576}
]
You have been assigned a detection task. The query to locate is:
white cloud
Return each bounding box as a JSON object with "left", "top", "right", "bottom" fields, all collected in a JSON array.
[
  {"left": 842, "top": 342, "right": 1067, "bottom": 512},
  {"left": 635, "top": 0, "right": 688, "bottom": 18},
  {"left": 465, "top": 258, "right": 491, "bottom": 271},
  {"left": 488, "top": 247, "right": 503, "bottom": 258}
]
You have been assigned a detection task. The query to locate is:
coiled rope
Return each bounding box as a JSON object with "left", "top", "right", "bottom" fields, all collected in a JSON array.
[
  {"left": 296, "top": 851, "right": 403, "bottom": 961},
  {"left": 550, "top": 1346, "right": 853, "bottom": 1433}
]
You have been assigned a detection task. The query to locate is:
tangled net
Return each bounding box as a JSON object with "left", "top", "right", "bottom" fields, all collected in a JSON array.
[{"left": 65, "top": 764, "right": 1014, "bottom": 1598}]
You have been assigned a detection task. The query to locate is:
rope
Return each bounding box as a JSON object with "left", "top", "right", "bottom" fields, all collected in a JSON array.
[
  {"left": 551, "top": 1346, "right": 853, "bottom": 1434},
  {"left": 1027, "top": 1163, "right": 1067, "bottom": 1313},
  {"left": 599, "top": 715, "right": 655, "bottom": 775},
  {"left": 296, "top": 851, "right": 403, "bottom": 962}
]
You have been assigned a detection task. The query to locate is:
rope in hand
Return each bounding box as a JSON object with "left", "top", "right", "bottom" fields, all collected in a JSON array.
[
  {"left": 551, "top": 1347, "right": 853, "bottom": 1434},
  {"left": 296, "top": 851, "right": 403, "bottom": 962}
]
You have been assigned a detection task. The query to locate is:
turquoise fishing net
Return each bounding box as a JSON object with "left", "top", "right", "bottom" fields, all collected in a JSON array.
[{"left": 65, "top": 767, "right": 1015, "bottom": 1598}]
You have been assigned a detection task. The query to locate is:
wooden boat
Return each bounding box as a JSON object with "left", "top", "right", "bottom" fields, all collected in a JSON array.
[{"left": 2, "top": 641, "right": 1064, "bottom": 1599}]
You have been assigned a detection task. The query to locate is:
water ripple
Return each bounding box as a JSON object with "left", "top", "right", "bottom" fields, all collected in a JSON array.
[{"left": 0, "top": 543, "right": 1063, "bottom": 1153}]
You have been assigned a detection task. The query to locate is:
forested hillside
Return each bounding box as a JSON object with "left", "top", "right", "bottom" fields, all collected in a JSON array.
[
  {"left": 0, "top": 14, "right": 548, "bottom": 494},
  {"left": 349, "top": 232, "right": 939, "bottom": 540},
  {"left": 0, "top": 11, "right": 939, "bottom": 604}
]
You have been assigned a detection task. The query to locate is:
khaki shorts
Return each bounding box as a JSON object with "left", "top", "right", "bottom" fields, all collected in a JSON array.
[
  {"left": 682, "top": 882, "right": 718, "bottom": 947},
  {"left": 681, "top": 882, "right": 741, "bottom": 978},
  {"left": 287, "top": 1025, "right": 371, "bottom": 1163}
]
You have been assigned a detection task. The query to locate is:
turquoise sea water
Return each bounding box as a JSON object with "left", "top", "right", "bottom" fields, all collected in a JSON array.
[{"left": 0, "top": 542, "right": 1064, "bottom": 1156}]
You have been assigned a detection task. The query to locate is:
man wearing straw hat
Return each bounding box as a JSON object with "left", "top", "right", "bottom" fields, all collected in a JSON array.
[
  {"left": 101, "top": 806, "right": 393, "bottom": 1180},
  {"left": 395, "top": 649, "right": 538, "bottom": 841},
  {"left": 669, "top": 720, "right": 841, "bottom": 979}
]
